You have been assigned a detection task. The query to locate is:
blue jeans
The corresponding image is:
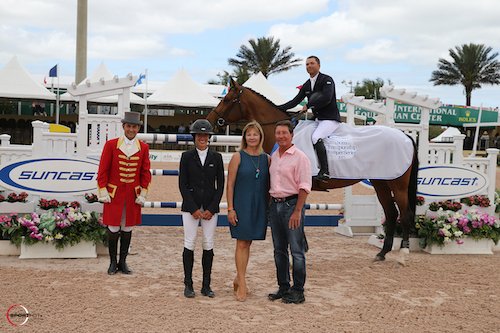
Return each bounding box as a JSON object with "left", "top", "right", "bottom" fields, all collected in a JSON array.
[{"left": 269, "top": 198, "right": 306, "bottom": 292}]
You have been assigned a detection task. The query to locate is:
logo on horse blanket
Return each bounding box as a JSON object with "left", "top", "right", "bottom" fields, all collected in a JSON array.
[
  {"left": 325, "top": 136, "right": 357, "bottom": 160},
  {"left": 292, "top": 121, "right": 414, "bottom": 180}
]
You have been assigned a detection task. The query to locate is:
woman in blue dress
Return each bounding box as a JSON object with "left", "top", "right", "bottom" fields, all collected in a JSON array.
[{"left": 226, "top": 121, "right": 270, "bottom": 302}]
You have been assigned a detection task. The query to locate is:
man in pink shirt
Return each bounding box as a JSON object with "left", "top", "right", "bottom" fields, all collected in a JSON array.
[{"left": 268, "top": 120, "right": 312, "bottom": 304}]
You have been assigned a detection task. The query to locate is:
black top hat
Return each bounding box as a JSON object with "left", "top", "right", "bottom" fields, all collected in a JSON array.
[{"left": 121, "top": 111, "right": 143, "bottom": 125}]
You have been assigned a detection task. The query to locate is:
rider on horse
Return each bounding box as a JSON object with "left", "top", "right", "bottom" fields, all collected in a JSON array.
[{"left": 277, "top": 55, "right": 341, "bottom": 181}]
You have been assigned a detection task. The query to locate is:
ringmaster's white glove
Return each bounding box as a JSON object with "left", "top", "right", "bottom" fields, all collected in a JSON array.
[
  {"left": 135, "top": 195, "right": 146, "bottom": 205},
  {"left": 98, "top": 188, "right": 111, "bottom": 203},
  {"left": 135, "top": 188, "right": 148, "bottom": 205}
]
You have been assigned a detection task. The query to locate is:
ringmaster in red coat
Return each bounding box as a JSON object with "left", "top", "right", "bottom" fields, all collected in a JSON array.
[{"left": 97, "top": 111, "right": 151, "bottom": 275}]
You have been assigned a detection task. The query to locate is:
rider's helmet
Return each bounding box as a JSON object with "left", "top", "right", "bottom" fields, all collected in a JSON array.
[{"left": 190, "top": 119, "right": 214, "bottom": 135}]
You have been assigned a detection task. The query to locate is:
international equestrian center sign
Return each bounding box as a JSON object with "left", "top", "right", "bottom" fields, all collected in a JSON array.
[
  {"left": 337, "top": 102, "right": 498, "bottom": 126},
  {"left": 0, "top": 158, "right": 99, "bottom": 195}
]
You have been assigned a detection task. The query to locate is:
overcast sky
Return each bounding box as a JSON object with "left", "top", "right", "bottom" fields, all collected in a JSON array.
[{"left": 1, "top": 0, "right": 499, "bottom": 107}]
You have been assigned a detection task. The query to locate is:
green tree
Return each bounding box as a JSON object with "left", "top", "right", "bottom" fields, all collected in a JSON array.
[
  {"left": 228, "top": 36, "right": 302, "bottom": 79},
  {"left": 208, "top": 67, "right": 250, "bottom": 86},
  {"left": 353, "top": 78, "right": 390, "bottom": 100},
  {"left": 430, "top": 43, "right": 500, "bottom": 106}
]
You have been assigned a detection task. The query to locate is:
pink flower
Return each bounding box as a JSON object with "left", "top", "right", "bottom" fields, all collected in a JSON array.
[
  {"left": 456, "top": 239, "right": 464, "bottom": 245},
  {"left": 29, "top": 232, "right": 43, "bottom": 240}
]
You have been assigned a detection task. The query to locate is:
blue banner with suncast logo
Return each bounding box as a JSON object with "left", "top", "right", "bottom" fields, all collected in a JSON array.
[{"left": 0, "top": 158, "right": 99, "bottom": 195}]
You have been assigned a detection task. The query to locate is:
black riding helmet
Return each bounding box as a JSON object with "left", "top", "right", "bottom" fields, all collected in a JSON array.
[{"left": 190, "top": 119, "right": 214, "bottom": 135}]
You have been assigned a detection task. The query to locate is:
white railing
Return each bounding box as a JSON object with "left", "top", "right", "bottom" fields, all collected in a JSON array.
[
  {"left": 82, "top": 114, "right": 122, "bottom": 155},
  {"left": 428, "top": 142, "right": 456, "bottom": 164},
  {"left": 0, "top": 134, "right": 32, "bottom": 164}
]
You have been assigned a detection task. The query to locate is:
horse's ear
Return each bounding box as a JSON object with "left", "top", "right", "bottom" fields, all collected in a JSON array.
[{"left": 230, "top": 77, "right": 239, "bottom": 89}]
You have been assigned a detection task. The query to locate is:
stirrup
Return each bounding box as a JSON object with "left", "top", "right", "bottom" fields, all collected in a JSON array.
[{"left": 315, "top": 172, "right": 330, "bottom": 181}]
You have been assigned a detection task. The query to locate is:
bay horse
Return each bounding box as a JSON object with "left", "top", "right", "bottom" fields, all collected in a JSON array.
[{"left": 206, "top": 79, "right": 419, "bottom": 265}]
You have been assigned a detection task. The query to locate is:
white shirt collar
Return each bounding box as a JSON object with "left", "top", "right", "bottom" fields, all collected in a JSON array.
[
  {"left": 310, "top": 73, "right": 319, "bottom": 90},
  {"left": 124, "top": 136, "right": 135, "bottom": 145}
]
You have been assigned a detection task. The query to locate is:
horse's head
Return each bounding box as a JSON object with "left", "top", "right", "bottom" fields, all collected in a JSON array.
[{"left": 206, "top": 78, "right": 251, "bottom": 128}]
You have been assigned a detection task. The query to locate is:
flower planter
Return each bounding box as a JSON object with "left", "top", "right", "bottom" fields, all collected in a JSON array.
[
  {"left": 0, "top": 240, "right": 20, "bottom": 255},
  {"left": 367, "top": 235, "right": 421, "bottom": 252},
  {"left": 423, "top": 238, "right": 494, "bottom": 255},
  {"left": 19, "top": 241, "right": 97, "bottom": 259},
  {"left": 0, "top": 201, "right": 35, "bottom": 214},
  {"left": 80, "top": 202, "right": 103, "bottom": 214}
]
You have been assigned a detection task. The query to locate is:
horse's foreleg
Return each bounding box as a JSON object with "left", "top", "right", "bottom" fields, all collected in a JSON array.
[
  {"left": 375, "top": 210, "right": 398, "bottom": 261},
  {"left": 372, "top": 183, "right": 398, "bottom": 262}
]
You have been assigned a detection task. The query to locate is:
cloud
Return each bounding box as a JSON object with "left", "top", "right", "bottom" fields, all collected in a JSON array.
[
  {"left": 269, "top": 12, "right": 366, "bottom": 50},
  {"left": 345, "top": 39, "right": 407, "bottom": 63},
  {"left": 0, "top": 0, "right": 328, "bottom": 64},
  {"left": 268, "top": 0, "right": 500, "bottom": 65}
]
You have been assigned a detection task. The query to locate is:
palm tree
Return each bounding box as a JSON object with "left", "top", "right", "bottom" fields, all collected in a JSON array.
[
  {"left": 228, "top": 36, "right": 302, "bottom": 79},
  {"left": 353, "top": 78, "right": 390, "bottom": 100},
  {"left": 430, "top": 43, "right": 500, "bottom": 106}
]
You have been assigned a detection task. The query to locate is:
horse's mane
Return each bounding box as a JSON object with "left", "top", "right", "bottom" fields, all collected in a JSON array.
[{"left": 243, "top": 87, "right": 290, "bottom": 116}]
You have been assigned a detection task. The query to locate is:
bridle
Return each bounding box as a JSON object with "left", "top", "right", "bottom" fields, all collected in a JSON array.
[
  {"left": 212, "top": 87, "right": 291, "bottom": 128},
  {"left": 212, "top": 88, "right": 245, "bottom": 127}
]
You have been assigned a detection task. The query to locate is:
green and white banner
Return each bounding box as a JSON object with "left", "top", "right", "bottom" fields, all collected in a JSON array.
[{"left": 337, "top": 102, "right": 498, "bottom": 126}]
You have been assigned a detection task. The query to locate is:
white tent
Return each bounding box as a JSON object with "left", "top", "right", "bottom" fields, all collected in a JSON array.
[
  {"left": 431, "top": 127, "right": 462, "bottom": 142},
  {"left": 0, "top": 56, "right": 56, "bottom": 100},
  {"left": 243, "top": 72, "right": 301, "bottom": 111},
  {"left": 61, "top": 62, "right": 144, "bottom": 104},
  {"left": 147, "top": 70, "right": 219, "bottom": 107}
]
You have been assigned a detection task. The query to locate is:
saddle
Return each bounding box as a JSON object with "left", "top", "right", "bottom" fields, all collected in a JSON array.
[{"left": 292, "top": 121, "right": 414, "bottom": 180}]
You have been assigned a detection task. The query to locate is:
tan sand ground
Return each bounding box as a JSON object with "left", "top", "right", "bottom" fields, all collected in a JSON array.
[{"left": 0, "top": 163, "right": 499, "bottom": 332}]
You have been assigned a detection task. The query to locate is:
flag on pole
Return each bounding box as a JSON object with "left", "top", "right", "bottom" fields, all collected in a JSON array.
[
  {"left": 49, "top": 65, "right": 58, "bottom": 77},
  {"left": 135, "top": 73, "right": 146, "bottom": 86}
]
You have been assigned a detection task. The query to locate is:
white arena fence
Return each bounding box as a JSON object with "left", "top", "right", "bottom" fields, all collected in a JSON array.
[{"left": 0, "top": 83, "right": 498, "bottom": 232}]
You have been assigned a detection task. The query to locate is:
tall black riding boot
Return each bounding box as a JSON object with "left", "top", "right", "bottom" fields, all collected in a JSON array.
[
  {"left": 118, "top": 230, "right": 133, "bottom": 274},
  {"left": 107, "top": 229, "right": 120, "bottom": 275},
  {"left": 201, "top": 249, "right": 215, "bottom": 298},
  {"left": 183, "top": 248, "right": 195, "bottom": 298},
  {"left": 313, "top": 139, "right": 330, "bottom": 180}
]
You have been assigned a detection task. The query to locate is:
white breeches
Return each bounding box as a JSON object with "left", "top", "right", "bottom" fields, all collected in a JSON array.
[
  {"left": 108, "top": 205, "right": 133, "bottom": 233},
  {"left": 311, "top": 120, "right": 340, "bottom": 144},
  {"left": 182, "top": 212, "right": 218, "bottom": 251}
]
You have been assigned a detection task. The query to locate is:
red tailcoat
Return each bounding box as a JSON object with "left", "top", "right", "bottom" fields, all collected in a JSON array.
[{"left": 97, "top": 137, "right": 151, "bottom": 226}]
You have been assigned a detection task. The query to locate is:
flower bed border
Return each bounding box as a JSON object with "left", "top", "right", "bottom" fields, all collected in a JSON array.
[
  {"left": 423, "top": 238, "right": 494, "bottom": 255},
  {"left": 19, "top": 240, "right": 97, "bottom": 259}
]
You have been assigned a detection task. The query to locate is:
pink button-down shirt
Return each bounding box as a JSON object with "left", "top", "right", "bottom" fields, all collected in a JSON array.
[{"left": 269, "top": 145, "right": 312, "bottom": 198}]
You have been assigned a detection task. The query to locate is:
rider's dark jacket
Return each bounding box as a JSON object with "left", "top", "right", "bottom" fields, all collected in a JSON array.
[{"left": 277, "top": 72, "right": 341, "bottom": 122}]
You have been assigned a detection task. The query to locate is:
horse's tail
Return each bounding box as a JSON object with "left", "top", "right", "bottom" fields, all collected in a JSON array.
[{"left": 407, "top": 135, "right": 419, "bottom": 217}]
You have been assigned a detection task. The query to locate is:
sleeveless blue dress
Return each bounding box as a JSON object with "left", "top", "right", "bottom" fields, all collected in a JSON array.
[{"left": 230, "top": 150, "right": 269, "bottom": 240}]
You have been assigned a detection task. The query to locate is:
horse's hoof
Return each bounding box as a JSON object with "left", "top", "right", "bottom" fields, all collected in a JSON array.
[
  {"left": 397, "top": 248, "right": 409, "bottom": 266},
  {"left": 373, "top": 254, "right": 385, "bottom": 262}
]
